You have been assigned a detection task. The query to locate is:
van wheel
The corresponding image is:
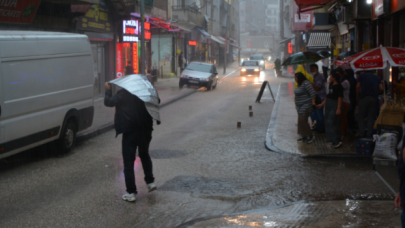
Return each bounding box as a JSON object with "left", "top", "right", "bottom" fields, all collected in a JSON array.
[{"left": 58, "top": 119, "right": 77, "bottom": 152}]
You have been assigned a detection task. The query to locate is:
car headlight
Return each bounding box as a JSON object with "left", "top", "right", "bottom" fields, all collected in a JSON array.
[
  {"left": 254, "top": 68, "right": 259, "bottom": 71},
  {"left": 260, "top": 60, "right": 264, "bottom": 64},
  {"left": 241, "top": 68, "right": 246, "bottom": 72}
]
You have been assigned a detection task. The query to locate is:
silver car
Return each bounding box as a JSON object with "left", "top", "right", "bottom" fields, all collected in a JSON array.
[
  {"left": 179, "top": 62, "right": 219, "bottom": 90},
  {"left": 240, "top": 60, "right": 261, "bottom": 76}
]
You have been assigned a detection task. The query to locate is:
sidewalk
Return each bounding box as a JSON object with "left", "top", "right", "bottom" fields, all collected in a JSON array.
[
  {"left": 77, "top": 63, "right": 240, "bottom": 142},
  {"left": 179, "top": 200, "right": 400, "bottom": 227},
  {"left": 265, "top": 82, "right": 358, "bottom": 157},
  {"left": 279, "top": 66, "right": 295, "bottom": 78}
]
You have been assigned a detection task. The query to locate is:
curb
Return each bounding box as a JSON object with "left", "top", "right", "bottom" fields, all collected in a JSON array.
[
  {"left": 76, "top": 89, "right": 197, "bottom": 143},
  {"left": 264, "top": 83, "right": 372, "bottom": 159}
]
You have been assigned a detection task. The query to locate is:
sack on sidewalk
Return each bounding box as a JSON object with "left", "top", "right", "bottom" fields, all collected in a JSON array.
[{"left": 373, "top": 133, "right": 398, "bottom": 160}]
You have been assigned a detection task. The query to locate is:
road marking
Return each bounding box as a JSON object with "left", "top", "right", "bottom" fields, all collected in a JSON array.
[{"left": 219, "top": 69, "right": 238, "bottom": 82}]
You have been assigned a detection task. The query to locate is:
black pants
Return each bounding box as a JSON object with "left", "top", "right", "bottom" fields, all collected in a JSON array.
[
  {"left": 122, "top": 131, "right": 154, "bottom": 194},
  {"left": 358, "top": 96, "right": 377, "bottom": 137},
  {"left": 347, "top": 101, "right": 357, "bottom": 130},
  {"left": 322, "top": 66, "right": 329, "bottom": 80}
]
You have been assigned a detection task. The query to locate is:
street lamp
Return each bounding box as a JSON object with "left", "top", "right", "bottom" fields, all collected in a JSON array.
[{"left": 366, "top": 0, "right": 372, "bottom": 4}]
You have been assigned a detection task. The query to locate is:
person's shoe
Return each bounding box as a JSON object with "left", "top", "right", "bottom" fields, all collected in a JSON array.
[
  {"left": 333, "top": 141, "right": 342, "bottom": 148},
  {"left": 306, "top": 136, "right": 315, "bottom": 144},
  {"left": 122, "top": 193, "right": 136, "bottom": 202},
  {"left": 148, "top": 183, "right": 157, "bottom": 192},
  {"left": 297, "top": 137, "right": 307, "bottom": 143},
  {"left": 311, "top": 120, "right": 317, "bottom": 128}
]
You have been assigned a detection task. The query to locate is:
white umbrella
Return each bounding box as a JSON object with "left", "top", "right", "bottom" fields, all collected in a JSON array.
[{"left": 109, "top": 74, "right": 160, "bottom": 122}]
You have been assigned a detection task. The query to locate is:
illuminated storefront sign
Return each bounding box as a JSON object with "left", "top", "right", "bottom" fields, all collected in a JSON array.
[
  {"left": 116, "top": 43, "right": 123, "bottom": 78},
  {"left": 288, "top": 42, "right": 293, "bottom": 54},
  {"left": 133, "top": 42, "right": 138, "bottom": 74},
  {"left": 122, "top": 19, "right": 138, "bottom": 43},
  {"left": 189, "top": 40, "right": 197, "bottom": 46},
  {"left": 123, "top": 36, "right": 138, "bottom": 42}
]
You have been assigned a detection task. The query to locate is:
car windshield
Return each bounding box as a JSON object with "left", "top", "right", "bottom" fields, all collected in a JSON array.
[
  {"left": 250, "top": 56, "right": 263, "bottom": 60},
  {"left": 242, "top": 61, "right": 258, "bottom": 66},
  {"left": 186, "top": 63, "right": 212, "bottom": 73}
]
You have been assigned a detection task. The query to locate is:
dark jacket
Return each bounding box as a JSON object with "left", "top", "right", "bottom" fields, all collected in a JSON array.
[
  {"left": 178, "top": 54, "right": 183, "bottom": 67},
  {"left": 104, "top": 89, "right": 153, "bottom": 136}
]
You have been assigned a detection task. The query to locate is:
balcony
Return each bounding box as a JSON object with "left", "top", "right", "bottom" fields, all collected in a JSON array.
[{"left": 172, "top": 5, "right": 200, "bottom": 25}]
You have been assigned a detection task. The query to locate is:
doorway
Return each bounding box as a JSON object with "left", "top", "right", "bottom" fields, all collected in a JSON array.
[{"left": 91, "top": 44, "right": 105, "bottom": 98}]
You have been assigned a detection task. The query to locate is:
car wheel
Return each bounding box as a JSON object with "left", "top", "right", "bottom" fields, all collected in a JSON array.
[
  {"left": 58, "top": 119, "right": 77, "bottom": 153},
  {"left": 207, "top": 82, "right": 212, "bottom": 91},
  {"left": 179, "top": 82, "right": 184, "bottom": 89}
]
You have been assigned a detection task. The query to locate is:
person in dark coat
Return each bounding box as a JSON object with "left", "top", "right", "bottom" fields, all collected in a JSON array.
[
  {"left": 104, "top": 82, "right": 159, "bottom": 202},
  {"left": 178, "top": 52, "right": 184, "bottom": 72},
  {"left": 345, "top": 69, "right": 357, "bottom": 133}
]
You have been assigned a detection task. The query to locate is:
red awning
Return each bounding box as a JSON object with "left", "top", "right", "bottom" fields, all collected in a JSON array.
[{"left": 295, "top": 0, "right": 338, "bottom": 13}]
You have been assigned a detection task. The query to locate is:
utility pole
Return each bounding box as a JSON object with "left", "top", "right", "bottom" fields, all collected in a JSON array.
[
  {"left": 140, "top": 0, "right": 146, "bottom": 75},
  {"left": 238, "top": 0, "right": 241, "bottom": 66},
  {"left": 223, "top": 0, "right": 230, "bottom": 74}
]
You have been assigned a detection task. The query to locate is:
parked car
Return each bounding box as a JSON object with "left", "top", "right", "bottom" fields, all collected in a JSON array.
[
  {"left": 250, "top": 54, "right": 266, "bottom": 70},
  {"left": 0, "top": 31, "right": 94, "bottom": 159},
  {"left": 240, "top": 60, "right": 261, "bottom": 76},
  {"left": 179, "top": 62, "right": 219, "bottom": 90}
]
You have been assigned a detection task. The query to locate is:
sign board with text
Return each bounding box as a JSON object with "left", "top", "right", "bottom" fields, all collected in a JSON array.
[
  {"left": 0, "top": 0, "right": 41, "bottom": 24},
  {"left": 77, "top": 4, "right": 112, "bottom": 33}
]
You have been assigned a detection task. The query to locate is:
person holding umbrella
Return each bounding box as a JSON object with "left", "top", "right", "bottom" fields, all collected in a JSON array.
[{"left": 104, "top": 75, "right": 160, "bottom": 202}]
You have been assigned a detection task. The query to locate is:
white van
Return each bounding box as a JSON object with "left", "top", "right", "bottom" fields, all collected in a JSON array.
[{"left": 0, "top": 31, "right": 94, "bottom": 159}]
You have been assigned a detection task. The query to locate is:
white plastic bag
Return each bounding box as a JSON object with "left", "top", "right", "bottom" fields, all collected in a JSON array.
[
  {"left": 397, "top": 123, "right": 405, "bottom": 150},
  {"left": 373, "top": 133, "right": 398, "bottom": 160}
]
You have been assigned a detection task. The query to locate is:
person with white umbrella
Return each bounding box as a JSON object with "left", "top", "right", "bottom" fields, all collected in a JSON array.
[{"left": 104, "top": 74, "right": 160, "bottom": 202}]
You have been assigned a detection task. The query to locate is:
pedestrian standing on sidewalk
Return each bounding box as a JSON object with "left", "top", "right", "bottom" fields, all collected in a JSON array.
[
  {"left": 317, "top": 72, "right": 343, "bottom": 148},
  {"left": 104, "top": 82, "right": 158, "bottom": 202},
  {"left": 294, "top": 72, "right": 316, "bottom": 144},
  {"left": 336, "top": 68, "right": 350, "bottom": 140},
  {"left": 345, "top": 69, "right": 357, "bottom": 134},
  {"left": 309, "top": 64, "right": 326, "bottom": 133},
  {"left": 322, "top": 57, "right": 329, "bottom": 81},
  {"left": 178, "top": 52, "right": 184, "bottom": 73},
  {"left": 356, "top": 71, "right": 383, "bottom": 138}
]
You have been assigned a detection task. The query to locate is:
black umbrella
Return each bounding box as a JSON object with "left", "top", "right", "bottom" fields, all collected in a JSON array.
[
  {"left": 316, "top": 50, "right": 331, "bottom": 58},
  {"left": 281, "top": 52, "right": 323, "bottom": 66},
  {"left": 338, "top": 51, "right": 356, "bottom": 58}
]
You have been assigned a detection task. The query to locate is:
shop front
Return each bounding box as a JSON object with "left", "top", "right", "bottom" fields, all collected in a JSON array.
[
  {"left": 116, "top": 19, "right": 152, "bottom": 78},
  {"left": 75, "top": 3, "right": 115, "bottom": 98}
]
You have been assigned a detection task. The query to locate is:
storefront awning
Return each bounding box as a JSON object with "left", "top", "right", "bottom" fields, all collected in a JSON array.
[
  {"left": 210, "top": 35, "right": 224, "bottom": 45},
  {"left": 215, "top": 36, "right": 226, "bottom": 43},
  {"left": 229, "top": 42, "right": 240, "bottom": 49},
  {"left": 294, "top": 0, "right": 339, "bottom": 13},
  {"left": 170, "top": 22, "right": 196, "bottom": 32},
  {"left": 307, "top": 32, "right": 331, "bottom": 49},
  {"left": 279, "top": 35, "right": 295, "bottom": 44},
  {"left": 196, "top": 27, "right": 210, "bottom": 37}
]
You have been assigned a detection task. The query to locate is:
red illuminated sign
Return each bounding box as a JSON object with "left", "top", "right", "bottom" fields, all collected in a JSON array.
[
  {"left": 145, "top": 30, "right": 151, "bottom": 40},
  {"left": 288, "top": 42, "right": 292, "bottom": 54},
  {"left": 145, "top": 22, "right": 150, "bottom": 30},
  {"left": 133, "top": 42, "right": 138, "bottom": 74},
  {"left": 189, "top": 40, "right": 197, "bottom": 46},
  {"left": 116, "top": 43, "right": 123, "bottom": 78},
  {"left": 0, "top": 0, "right": 41, "bottom": 24}
]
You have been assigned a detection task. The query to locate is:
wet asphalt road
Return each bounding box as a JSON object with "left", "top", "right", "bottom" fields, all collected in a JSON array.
[{"left": 0, "top": 68, "right": 399, "bottom": 228}]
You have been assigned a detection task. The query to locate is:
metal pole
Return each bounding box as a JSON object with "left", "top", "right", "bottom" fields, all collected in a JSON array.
[
  {"left": 223, "top": 0, "right": 230, "bottom": 74},
  {"left": 238, "top": 0, "right": 241, "bottom": 65},
  {"left": 140, "top": 0, "right": 146, "bottom": 75}
]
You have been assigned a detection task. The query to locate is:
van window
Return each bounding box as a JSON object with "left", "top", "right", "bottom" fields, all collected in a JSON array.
[{"left": 2, "top": 56, "right": 91, "bottom": 101}]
